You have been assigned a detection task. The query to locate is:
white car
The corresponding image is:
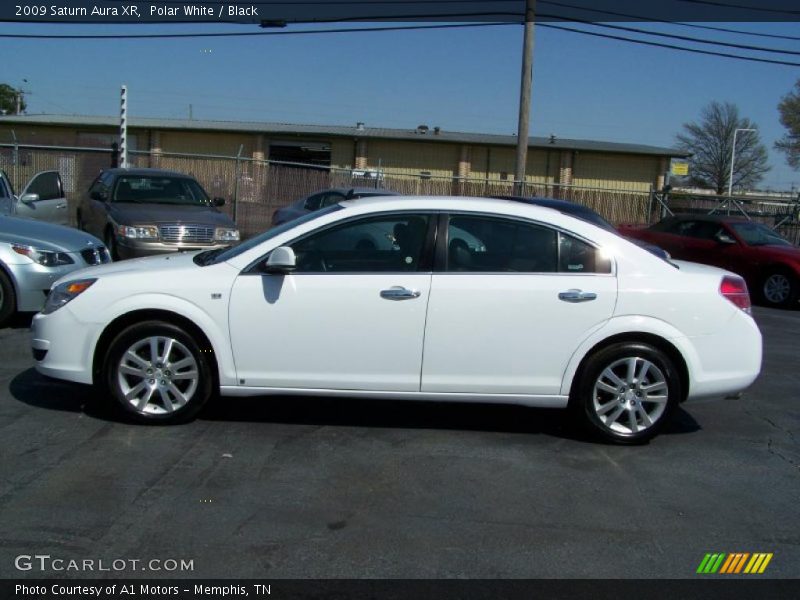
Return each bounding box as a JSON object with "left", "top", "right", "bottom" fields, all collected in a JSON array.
[{"left": 30, "top": 196, "right": 762, "bottom": 443}]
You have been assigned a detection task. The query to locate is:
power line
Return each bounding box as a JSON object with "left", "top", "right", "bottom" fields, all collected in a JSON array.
[
  {"left": 0, "top": 21, "right": 517, "bottom": 38},
  {"left": 539, "top": 0, "right": 800, "bottom": 41},
  {"left": 539, "top": 22, "right": 800, "bottom": 67},
  {"left": 537, "top": 11, "right": 800, "bottom": 56},
  {"left": 671, "top": 0, "right": 800, "bottom": 16},
  {"left": 2, "top": 12, "right": 799, "bottom": 68}
]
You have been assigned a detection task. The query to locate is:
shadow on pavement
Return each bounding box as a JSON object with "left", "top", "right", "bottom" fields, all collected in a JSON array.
[{"left": 11, "top": 367, "right": 702, "bottom": 443}]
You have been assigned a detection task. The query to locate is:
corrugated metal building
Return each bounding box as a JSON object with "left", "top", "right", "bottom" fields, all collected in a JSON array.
[{"left": 0, "top": 115, "right": 685, "bottom": 192}]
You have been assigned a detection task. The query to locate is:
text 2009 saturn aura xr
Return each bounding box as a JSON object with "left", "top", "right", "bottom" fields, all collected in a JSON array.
[{"left": 31, "top": 196, "right": 762, "bottom": 444}]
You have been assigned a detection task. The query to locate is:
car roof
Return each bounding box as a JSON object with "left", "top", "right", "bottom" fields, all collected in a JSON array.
[
  {"left": 661, "top": 213, "right": 750, "bottom": 224},
  {"left": 104, "top": 168, "right": 194, "bottom": 179}
]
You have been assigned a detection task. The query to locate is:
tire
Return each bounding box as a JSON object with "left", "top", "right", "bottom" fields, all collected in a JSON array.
[
  {"left": 570, "top": 342, "right": 681, "bottom": 444},
  {"left": 105, "top": 228, "right": 120, "bottom": 261},
  {"left": 0, "top": 268, "right": 16, "bottom": 328},
  {"left": 104, "top": 321, "right": 214, "bottom": 424},
  {"left": 760, "top": 269, "right": 798, "bottom": 309}
]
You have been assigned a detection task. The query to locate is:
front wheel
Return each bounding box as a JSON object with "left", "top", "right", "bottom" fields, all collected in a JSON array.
[
  {"left": 104, "top": 321, "right": 214, "bottom": 423},
  {"left": 105, "top": 228, "right": 120, "bottom": 261},
  {"left": 0, "top": 268, "right": 17, "bottom": 328},
  {"left": 571, "top": 343, "right": 680, "bottom": 444},
  {"left": 761, "top": 270, "right": 797, "bottom": 309}
]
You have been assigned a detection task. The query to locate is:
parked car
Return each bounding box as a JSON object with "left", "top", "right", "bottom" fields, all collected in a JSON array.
[
  {"left": 0, "top": 170, "right": 69, "bottom": 226},
  {"left": 32, "top": 196, "right": 761, "bottom": 444},
  {"left": 492, "top": 195, "right": 671, "bottom": 260},
  {"left": 0, "top": 214, "right": 109, "bottom": 327},
  {"left": 272, "top": 187, "right": 400, "bottom": 226},
  {"left": 619, "top": 215, "right": 800, "bottom": 308},
  {"left": 76, "top": 168, "right": 240, "bottom": 260}
]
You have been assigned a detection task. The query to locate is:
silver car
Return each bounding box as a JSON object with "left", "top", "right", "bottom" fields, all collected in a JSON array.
[
  {"left": 0, "top": 214, "right": 110, "bottom": 327},
  {"left": 0, "top": 170, "right": 70, "bottom": 226}
]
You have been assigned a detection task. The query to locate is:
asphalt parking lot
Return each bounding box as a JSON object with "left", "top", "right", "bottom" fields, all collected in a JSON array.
[{"left": 0, "top": 307, "right": 798, "bottom": 579}]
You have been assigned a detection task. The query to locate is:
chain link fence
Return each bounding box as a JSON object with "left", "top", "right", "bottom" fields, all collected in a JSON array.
[{"left": 4, "top": 143, "right": 798, "bottom": 245}]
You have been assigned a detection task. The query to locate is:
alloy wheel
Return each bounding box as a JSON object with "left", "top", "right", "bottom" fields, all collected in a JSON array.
[
  {"left": 592, "top": 356, "right": 669, "bottom": 435},
  {"left": 763, "top": 273, "right": 791, "bottom": 305},
  {"left": 117, "top": 336, "right": 199, "bottom": 415}
]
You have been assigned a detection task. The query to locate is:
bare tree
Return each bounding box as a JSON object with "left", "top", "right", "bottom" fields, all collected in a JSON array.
[
  {"left": 676, "top": 101, "right": 769, "bottom": 195},
  {"left": 776, "top": 80, "right": 800, "bottom": 170}
]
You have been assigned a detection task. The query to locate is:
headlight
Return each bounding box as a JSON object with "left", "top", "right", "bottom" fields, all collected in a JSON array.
[
  {"left": 12, "top": 244, "right": 75, "bottom": 267},
  {"left": 42, "top": 279, "right": 97, "bottom": 315},
  {"left": 117, "top": 225, "right": 159, "bottom": 240},
  {"left": 215, "top": 228, "right": 240, "bottom": 242}
]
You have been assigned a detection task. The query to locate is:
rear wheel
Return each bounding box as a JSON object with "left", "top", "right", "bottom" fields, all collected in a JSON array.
[
  {"left": 571, "top": 342, "right": 680, "bottom": 444},
  {"left": 104, "top": 321, "right": 214, "bottom": 423},
  {"left": 0, "top": 269, "right": 16, "bottom": 328},
  {"left": 761, "top": 269, "right": 797, "bottom": 308}
]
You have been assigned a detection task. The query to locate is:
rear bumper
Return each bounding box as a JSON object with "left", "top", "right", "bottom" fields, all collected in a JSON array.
[{"left": 684, "top": 310, "right": 762, "bottom": 400}]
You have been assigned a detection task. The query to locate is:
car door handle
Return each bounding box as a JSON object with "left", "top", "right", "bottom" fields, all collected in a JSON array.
[
  {"left": 558, "top": 289, "right": 597, "bottom": 303},
  {"left": 380, "top": 286, "right": 421, "bottom": 301}
]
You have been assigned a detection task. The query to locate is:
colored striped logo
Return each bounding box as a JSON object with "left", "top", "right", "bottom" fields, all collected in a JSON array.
[{"left": 696, "top": 553, "right": 773, "bottom": 574}]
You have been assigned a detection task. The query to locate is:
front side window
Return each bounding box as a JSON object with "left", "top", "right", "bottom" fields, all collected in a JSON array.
[
  {"left": 26, "top": 172, "right": 61, "bottom": 201},
  {"left": 112, "top": 176, "right": 210, "bottom": 205},
  {"left": 446, "top": 215, "right": 610, "bottom": 274},
  {"left": 290, "top": 214, "right": 431, "bottom": 273}
]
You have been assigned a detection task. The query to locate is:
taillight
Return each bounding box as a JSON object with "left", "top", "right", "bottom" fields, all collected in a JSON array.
[{"left": 720, "top": 275, "right": 751, "bottom": 314}]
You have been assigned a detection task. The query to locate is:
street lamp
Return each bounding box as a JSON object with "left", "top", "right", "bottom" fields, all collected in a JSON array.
[{"left": 727, "top": 128, "right": 756, "bottom": 199}]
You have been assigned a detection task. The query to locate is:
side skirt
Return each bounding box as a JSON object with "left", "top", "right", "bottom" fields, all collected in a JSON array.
[{"left": 219, "top": 386, "right": 569, "bottom": 409}]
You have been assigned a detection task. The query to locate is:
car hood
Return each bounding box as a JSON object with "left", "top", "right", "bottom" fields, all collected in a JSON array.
[
  {"left": 751, "top": 243, "right": 800, "bottom": 261},
  {"left": 54, "top": 249, "right": 210, "bottom": 285},
  {"left": 0, "top": 215, "right": 104, "bottom": 252},
  {"left": 108, "top": 203, "right": 236, "bottom": 227}
]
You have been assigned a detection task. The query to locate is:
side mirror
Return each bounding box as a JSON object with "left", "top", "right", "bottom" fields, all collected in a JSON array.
[
  {"left": 90, "top": 190, "right": 107, "bottom": 202},
  {"left": 264, "top": 246, "right": 296, "bottom": 273},
  {"left": 20, "top": 192, "right": 39, "bottom": 205},
  {"left": 715, "top": 232, "right": 737, "bottom": 245},
  {"left": 212, "top": 197, "right": 225, "bottom": 207}
]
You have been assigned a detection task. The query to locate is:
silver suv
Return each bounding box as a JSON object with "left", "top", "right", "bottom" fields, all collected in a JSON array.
[{"left": 77, "top": 168, "right": 240, "bottom": 260}]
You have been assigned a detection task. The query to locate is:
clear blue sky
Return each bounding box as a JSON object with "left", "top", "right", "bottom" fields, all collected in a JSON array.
[{"left": 2, "top": 20, "right": 799, "bottom": 189}]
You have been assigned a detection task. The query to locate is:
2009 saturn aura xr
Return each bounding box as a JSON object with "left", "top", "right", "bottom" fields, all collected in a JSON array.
[{"left": 31, "top": 196, "right": 762, "bottom": 443}]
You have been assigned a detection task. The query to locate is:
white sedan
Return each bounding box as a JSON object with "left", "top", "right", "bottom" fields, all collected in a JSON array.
[{"left": 31, "top": 196, "right": 762, "bottom": 443}]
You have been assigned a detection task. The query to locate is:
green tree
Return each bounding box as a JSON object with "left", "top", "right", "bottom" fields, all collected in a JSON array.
[
  {"left": 676, "top": 101, "right": 770, "bottom": 195},
  {"left": 0, "top": 83, "right": 25, "bottom": 115},
  {"left": 776, "top": 80, "right": 800, "bottom": 170}
]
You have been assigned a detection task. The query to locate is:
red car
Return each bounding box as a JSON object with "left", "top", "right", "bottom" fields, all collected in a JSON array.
[{"left": 619, "top": 215, "right": 800, "bottom": 308}]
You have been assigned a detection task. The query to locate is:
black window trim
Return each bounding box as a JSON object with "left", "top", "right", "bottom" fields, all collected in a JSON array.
[
  {"left": 244, "top": 209, "right": 439, "bottom": 275},
  {"left": 436, "top": 210, "right": 616, "bottom": 276}
]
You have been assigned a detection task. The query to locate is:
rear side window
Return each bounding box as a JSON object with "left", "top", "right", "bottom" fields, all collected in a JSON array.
[
  {"left": 559, "top": 234, "right": 611, "bottom": 274},
  {"left": 446, "top": 215, "right": 610, "bottom": 274}
]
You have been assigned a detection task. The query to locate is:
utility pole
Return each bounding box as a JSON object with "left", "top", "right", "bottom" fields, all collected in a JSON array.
[
  {"left": 119, "top": 85, "right": 128, "bottom": 168},
  {"left": 15, "top": 78, "right": 29, "bottom": 115},
  {"left": 514, "top": 0, "right": 535, "bottom": 196}
]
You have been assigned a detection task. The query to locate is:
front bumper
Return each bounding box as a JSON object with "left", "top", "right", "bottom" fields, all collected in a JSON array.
[
  {"left": 116, "top": 239, "right": 232, "bottom": 260},
  {"left": 8, "top": 262, "right": 82, "bottom": 313},
  {"left": 31, "top": 309, "right": 98, "bottom": 385}
]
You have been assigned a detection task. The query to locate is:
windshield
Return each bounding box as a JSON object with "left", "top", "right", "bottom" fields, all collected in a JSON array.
[
  {"left": 113, "top": 175, "right": 210, "bottom": 205},
  {"left": 729, "top": 222, "right": 792, "bottom": 247},
  {"left": 200, "top": 203, "right": 343, "bottom": 265}
]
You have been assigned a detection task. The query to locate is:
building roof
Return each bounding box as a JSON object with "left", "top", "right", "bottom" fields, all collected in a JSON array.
[{"left": 0, "top": 114, "right": 688, "bottom": 158}]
